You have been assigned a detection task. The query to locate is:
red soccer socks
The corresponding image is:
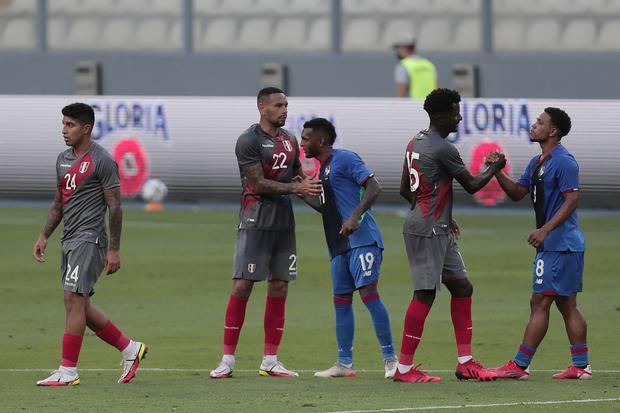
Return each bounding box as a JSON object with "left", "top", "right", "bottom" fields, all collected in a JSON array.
[
  {"left": 264, "top": 296, "right": 286, "bottom": 356},
  {"left": 223, "top": 295, "right": 249, "bottom": 355},
  {"left": 399, "top": 300, "right": 431, "bottom": 365},
  {"left": 61, "top": 333, "right": 83, "bottom": 368},
  {"left": 95, "top": 320, "right": 131, "bottom": 352}
]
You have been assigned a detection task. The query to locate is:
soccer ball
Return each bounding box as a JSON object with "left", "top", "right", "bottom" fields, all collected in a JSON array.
[{"left": 141, "top": 178, "right": 168, "bottom": 203}]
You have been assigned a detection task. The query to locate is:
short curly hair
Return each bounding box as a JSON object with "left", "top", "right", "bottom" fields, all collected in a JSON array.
[
  {"left": 423, "top": 88, "right": 461, "bottom": 114},
  {"left": 544, "top": 107, "right": 571, "bottom": 138}
]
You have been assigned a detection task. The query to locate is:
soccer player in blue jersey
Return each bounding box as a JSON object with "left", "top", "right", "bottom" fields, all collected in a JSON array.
[
  {"left": 299, "top": 118, "right": 397, "bottom": 379},
  {"left": 489, "top": 107, "right": 591, "bottom": 380}
]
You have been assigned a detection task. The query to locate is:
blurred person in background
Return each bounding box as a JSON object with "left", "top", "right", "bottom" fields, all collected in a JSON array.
[{"left": 393, "top": 33, "right": 438, "bottom": 99}]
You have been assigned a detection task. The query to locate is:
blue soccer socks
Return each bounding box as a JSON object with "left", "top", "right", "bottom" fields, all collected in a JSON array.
[
  {"left": 361, "top": 292, "right": 396, "bottom": 361},
  {"left": 570, "top": 343, "right": 589, "bottom": 368},
  {"left": 334, "top": 296, "right": 355, "bottom": 366},
  {"left": 514, "top": 342, "right": 537, "bottom": 368}
]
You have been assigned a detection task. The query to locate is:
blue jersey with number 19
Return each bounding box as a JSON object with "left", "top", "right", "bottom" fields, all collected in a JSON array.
[
  {"left": 517, "top": 144, "right": 585, "bottom": 252},
  {"left": 319, "top": 149, "right": 383, "bottom": 259}
]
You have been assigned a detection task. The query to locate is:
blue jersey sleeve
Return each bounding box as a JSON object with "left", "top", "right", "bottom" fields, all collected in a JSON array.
[
  {"left": 346, "top": 151, "right": 373, "bottom": 185},
  {"left": 555, "top": 155, "right": 580, "bottom": 193},
  {"left": 517, "top": 157, "right": 536, "bottom": 189}
]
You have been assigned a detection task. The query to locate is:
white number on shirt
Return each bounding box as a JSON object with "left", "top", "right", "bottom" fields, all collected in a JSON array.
[
  {"left": 406, "top": 151, "right": 421, "bottom": 192},
  {"left": 64, "top": 173, "right": 77, "bottom": 191},
  {"left": 272, "top": 153, "right": 288, "bottom": 169}
]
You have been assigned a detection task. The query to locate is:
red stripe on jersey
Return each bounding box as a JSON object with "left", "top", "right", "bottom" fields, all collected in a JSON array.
[
  {"left": 434, "top": 179, "right": 453, "bottom": 221},
  {"left": 61, "top": 152, "right": 94, "bottom": 204}
]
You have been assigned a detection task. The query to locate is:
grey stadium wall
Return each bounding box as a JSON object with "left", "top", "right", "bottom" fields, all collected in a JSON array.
[{"left": 0, "top": 95, "right": 618, "bottom": 208}]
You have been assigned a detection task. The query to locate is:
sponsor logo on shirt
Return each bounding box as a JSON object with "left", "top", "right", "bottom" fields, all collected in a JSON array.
[
  {"left": 262, "top": 143, "right": 274, "bottom": 148},
  {"left": 60, "top": 163, "right": 72, "bottom": 167}
]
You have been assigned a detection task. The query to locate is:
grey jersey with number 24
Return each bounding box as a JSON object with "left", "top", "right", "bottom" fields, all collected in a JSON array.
[{"left": 56, "top": 142, "right": 120, "bottom": 247}]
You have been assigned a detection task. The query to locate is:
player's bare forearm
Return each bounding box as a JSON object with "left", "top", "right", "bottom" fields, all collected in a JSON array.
[
  {"left": 104, "top": 187, "right": 123, "bottom": 251},
  {"left": 351, "top": 177, "right": 381, "bottom": 220},
  {"left": 399, "top": 167, "right": 413, "bottom": 204},
  {"left": 244, "top": 163, "right": 297, "bottom": 195},
  {"left": 298, "top": 194, "right": 322, "bottom": 212},
  {"left": 41, "top": 188, "right": 63, "bottom": 238},
  {"left": 542, "top": 191, "right": 579, "bottom": 233},
  {"left": 495, "top": 170, "right": 528, "bottom": 201}
]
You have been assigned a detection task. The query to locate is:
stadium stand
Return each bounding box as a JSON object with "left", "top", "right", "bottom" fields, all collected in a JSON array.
[{"left": 1, "top": 0, "right": 620, "bottom": 52}]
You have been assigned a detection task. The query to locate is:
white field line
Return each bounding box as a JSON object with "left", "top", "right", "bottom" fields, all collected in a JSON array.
[
  {"left": 322, "top": 398, "right": 620, "bottom": 413},
  {"left": 3, "top": 368, "right": 620, "bottom": 373}
]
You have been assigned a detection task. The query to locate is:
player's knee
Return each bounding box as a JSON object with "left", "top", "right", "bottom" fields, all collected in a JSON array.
[
  {"left": 529, "top": 294, "right": 552, "bottom": 313},
  {"left": 267, "top": 280, "right": 288, "bottom": 297},
  {"left": 413, "top": 289, "right": 435, "bottom": 306},
  {"left": 231, "top": 280, "right": 253, "bottom": 298},
  {"left": 63, "top": 292, "right": 85, "bottom": 312}
]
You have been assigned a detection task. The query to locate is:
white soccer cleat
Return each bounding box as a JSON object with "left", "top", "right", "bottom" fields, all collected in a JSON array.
[
  {"left": 259, "top": 360, "right": 299, "bottom": 377},
  {"left": 210, "top": 360, "right": 234, "bottom": 379},
  {"left": 384, "top": 359, "right": 398, "bottom": 379},
  {"left": 314, "top": 363, "right": 357, "bottom": 378},
  {"left": 36, "top": 369, "right": 80, "bottom": 386},
  {"left": 118, "top": 341, "right": 148, "bottom": 383}
]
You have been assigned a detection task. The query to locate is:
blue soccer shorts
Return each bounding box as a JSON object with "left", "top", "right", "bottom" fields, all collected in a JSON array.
[
  {"left": 532, "top": 251, "right": 584, "bottom": 297},
  {"left": 330, "top": 245, "right": 383, "bottom": 295}
]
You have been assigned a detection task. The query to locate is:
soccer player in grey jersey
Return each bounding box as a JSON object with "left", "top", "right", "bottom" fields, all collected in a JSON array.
[
  {"left": 33, "top": 103, "right": 147, "bottom": 386},
  {"left": 393, "top": 89, "right": 506, "bottom": 383},
  {"left": 210, "top": 87, "right": 322, "bottom": 379}
]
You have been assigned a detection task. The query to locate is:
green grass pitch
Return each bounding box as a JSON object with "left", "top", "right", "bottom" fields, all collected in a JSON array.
[{"left": 1, "top": 206, "right": 619, "bottom": 412}]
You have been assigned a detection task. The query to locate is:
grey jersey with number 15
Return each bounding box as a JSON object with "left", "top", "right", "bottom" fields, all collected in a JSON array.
[{"left": 402, "top": 130, "right": 467, "bottom": 237}]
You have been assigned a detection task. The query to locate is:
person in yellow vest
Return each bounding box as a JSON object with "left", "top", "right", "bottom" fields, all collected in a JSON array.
[{"left": 393, "top": 33, "right": 438, "bottom": 99}]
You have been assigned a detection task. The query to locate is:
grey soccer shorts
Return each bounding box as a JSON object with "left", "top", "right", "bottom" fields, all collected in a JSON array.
[
  {"left": 233, "top": 229, "right": 297, "bottom": 281},
  {"left": 403, "top": 232, "right": 468, "bottom": 291},
  {"left": 60, "top": 241, "right": 106, "bottom": 296}
]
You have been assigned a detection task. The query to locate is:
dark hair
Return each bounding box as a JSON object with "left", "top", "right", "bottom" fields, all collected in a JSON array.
[
  {"left": 303, "top": 117, "right": 337, "bottom": 145},
  {"left": 62, "top": 102, "right": 95, "bottom": 126},
  {"left": 257, "top": 87, "right": 285, "bottom": 103},
  {"left": 544, "top": 107, "right": 571, "bottom": 138},
  {"left": 423, "top": 88, "right": 461, "bottom": 114}
]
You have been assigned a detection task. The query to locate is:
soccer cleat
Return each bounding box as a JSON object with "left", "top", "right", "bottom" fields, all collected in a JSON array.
[
  {"left": 36, "top": 369, "right": 80, "bottom": 386},
  {"left": 455, "top": 359, "right": 498, "bottom": 381},
  {"left": 552, "top": 365, "right": 592, "bottom": 380},
  {"left": 393, "top": 365, "right": 441, "bottom": 383},
  {"left": 314, "top": 363, "right": 357, "bottom": 378},
  {"left": 118, "top": 342, "right": 148, "bottom": 383},
  {"left": 384, "top": 359, "right": 397, "bottom": 379},
  {"left": 491, "top": 360, "right": 530, "bottom": 380},
  {"left": 259, "top": 360, "right": 299, "bottom": 377},
  {"left": 210, "top": 360, "right": 234, "bottom": 379}
]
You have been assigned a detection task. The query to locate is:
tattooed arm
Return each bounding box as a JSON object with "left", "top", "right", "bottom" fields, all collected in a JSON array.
[
  {"left": 33, "top": 187, "right": 63, "bottom": 262},
  {"left": 103, "top": 186, "right": 122, "bottom": 274},
  {"left": 243, "top": 163, "right": 321, "bottom": 197}
]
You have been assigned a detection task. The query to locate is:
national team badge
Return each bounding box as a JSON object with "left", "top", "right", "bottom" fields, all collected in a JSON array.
[
  {"left": 538, "top": 166, "right": 545, "bottom": 177},
  {"left": 324, "top": 166, "right": 330, "bottom": 177},
  {"left": 79, "top": 162, "right": 90, "bottom": 174},
  {"left": 248, "top": 263, "right": 256, "bottom": 273},
  {"left": 283, "top": 140, "right": 292, "bottom": 152}
]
